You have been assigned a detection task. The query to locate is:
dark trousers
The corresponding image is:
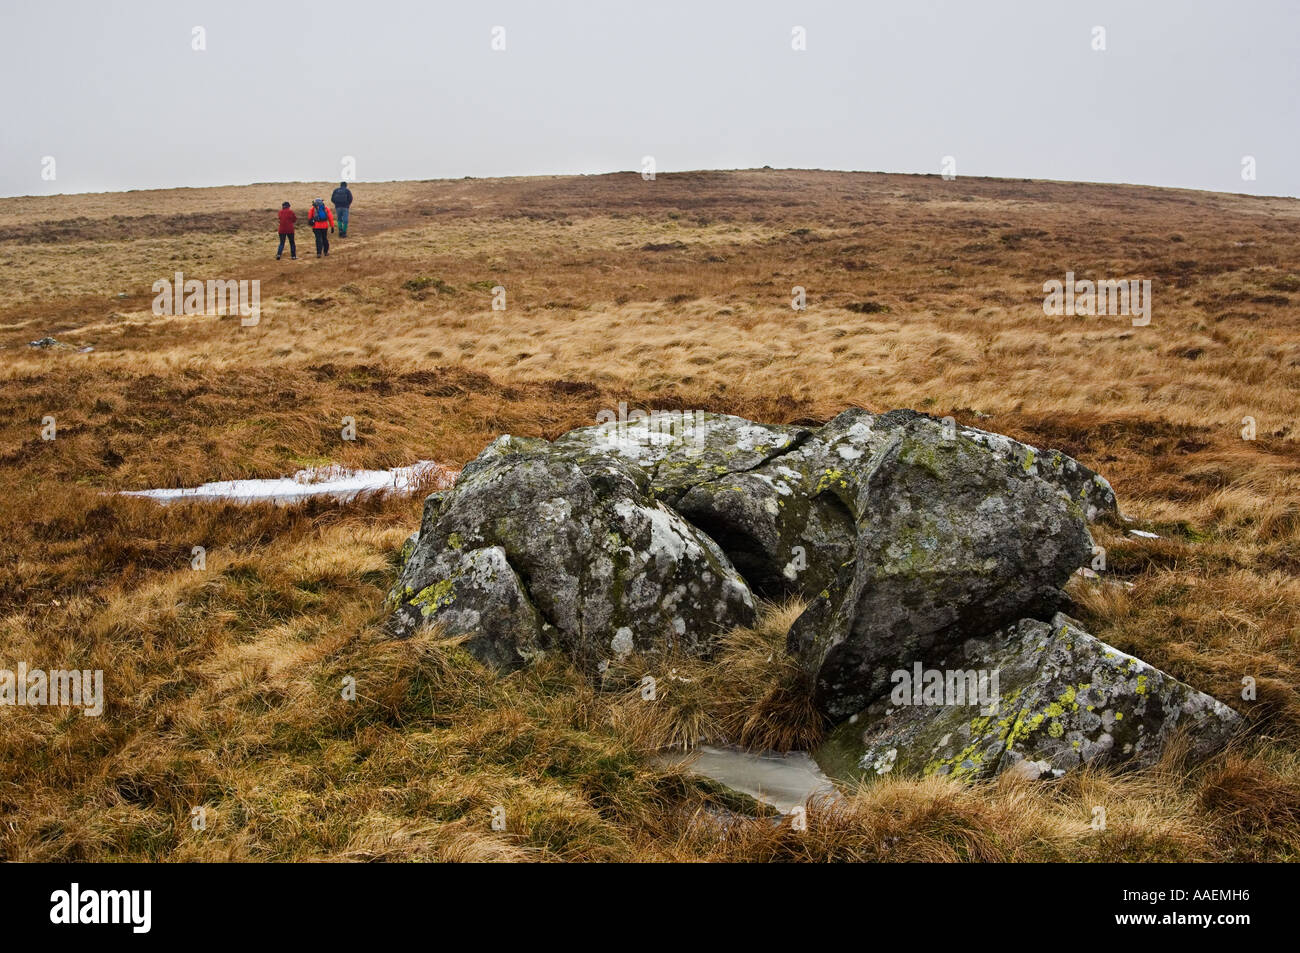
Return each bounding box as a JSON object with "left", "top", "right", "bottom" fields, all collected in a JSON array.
[
  {"left": 277, "top": 233, "right": 296, "bottom": 257},
  {"left": 314, "top": 228, "right": 329, "bottom": 255}
]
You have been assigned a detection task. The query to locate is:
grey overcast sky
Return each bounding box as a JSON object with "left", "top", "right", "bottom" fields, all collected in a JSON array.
[{"left": 4, "top": 0, "right": 1298, "bottom": 198}]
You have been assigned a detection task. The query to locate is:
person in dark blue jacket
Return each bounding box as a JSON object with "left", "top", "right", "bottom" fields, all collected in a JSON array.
[{"left": 331, "top": 182, "right": 353, "bottom": 237}]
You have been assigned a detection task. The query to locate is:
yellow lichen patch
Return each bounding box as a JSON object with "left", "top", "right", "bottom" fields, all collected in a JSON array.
[{"left": 414, "top": 577, "right": 456, "bottom": 615}]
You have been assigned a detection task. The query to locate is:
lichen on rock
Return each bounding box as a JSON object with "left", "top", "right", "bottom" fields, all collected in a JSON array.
[
  {"left": 815, "top": 613, "right": 1242, "bottom": 783},
  {"left": 787, "top": 416, "right": 1094, "bottom": 721},
  {"left": 386, "top": 434, "right": 755, "bottom": 672}
]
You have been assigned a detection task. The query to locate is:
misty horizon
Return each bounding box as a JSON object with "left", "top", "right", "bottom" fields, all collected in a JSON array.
[
  {"left": 9, "top": 163, "right": 1297, "bottom": 202},
  {"left": 5, "top": 0, "right": 1298, "bottom": 200}
]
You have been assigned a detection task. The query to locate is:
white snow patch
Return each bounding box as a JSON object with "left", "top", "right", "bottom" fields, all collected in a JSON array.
[
  {"left": 1128, "top": 529, "right": 1161, "bottom": 539},
  {"left": 121, "top": 461, "right": 455, "bottom": 505}
]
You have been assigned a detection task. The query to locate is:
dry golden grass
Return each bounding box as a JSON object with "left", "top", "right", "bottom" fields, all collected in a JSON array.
[{"left": 1, "top": 169, "right": 1298, "bottom": 861}]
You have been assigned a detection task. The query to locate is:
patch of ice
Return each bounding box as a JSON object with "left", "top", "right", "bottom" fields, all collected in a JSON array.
[{"left": 660, "top": 745, "right": 839, "bottom": 815}]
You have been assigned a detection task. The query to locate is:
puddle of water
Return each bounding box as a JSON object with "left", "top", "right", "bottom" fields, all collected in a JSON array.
[
  {"left": 661, "top": 744, "right": 840, "bottom": 814},
  {"left": 120, "top": 461, "right": 457, "bottom": 505}
]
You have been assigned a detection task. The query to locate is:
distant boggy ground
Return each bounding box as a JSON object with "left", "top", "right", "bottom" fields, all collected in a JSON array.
[{"left": 0, "top": 170, "right": 1297, "bottom": 861}]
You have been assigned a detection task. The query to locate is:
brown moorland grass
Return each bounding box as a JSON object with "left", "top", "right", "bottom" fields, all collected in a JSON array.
[{"left": 0, "top": 169, "right": 1298, "bottom": 861}]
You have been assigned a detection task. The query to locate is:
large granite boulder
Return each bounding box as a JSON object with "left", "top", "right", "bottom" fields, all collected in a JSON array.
[
  {"left": 787, "top": 416, "right": 1095, "bottom": 720},
  {"left": 554, "top": 410, "right": 808, "bottom": 505},
  {"left": 815, "top": 613, "right": 1242, "bottom": 782},
  {"left": 556, "top": 409, "right": 910, "bottom": 600},
  {"left": 956, "top": 422, "right": 1120, "bottom": 524},
  {"left": 555, "top": 412, "right": 843, "bottom": 598},
  {"left": 386, "top": 435, "right": 755, "bottom": 672}
]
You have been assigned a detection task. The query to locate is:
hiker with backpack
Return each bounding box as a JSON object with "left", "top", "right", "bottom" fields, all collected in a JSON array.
[
  {"left": 276, "top": 202, "right": 297, "bottom": 260},
  {"left": 331, "top": 182, "right": 353, "bottom": 237},
  {"left": 308, "top": 198, "right": 335, "bottom": 257}
]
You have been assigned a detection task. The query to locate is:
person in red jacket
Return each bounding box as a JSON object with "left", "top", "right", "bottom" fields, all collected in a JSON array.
[
  {"left": 276, "top": 202, "right": 297, "bottom": 260},
  {"left": 308, "top": 198, "right": 335, "bottom": 257}
]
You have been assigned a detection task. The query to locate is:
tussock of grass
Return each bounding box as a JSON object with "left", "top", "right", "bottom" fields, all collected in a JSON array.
[{"left": 606, "top": 601, "right": 822, "bottom": 754}]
